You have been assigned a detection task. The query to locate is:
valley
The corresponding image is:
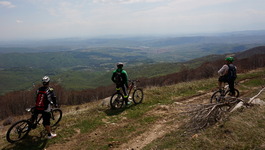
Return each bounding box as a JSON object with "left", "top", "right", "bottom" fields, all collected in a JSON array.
[{"left": 1, "top": 31, "right": 265, "bottom": 95}]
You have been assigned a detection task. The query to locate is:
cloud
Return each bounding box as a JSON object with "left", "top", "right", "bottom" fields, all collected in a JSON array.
[
  {"left": 47, "top": 2, "right": 84, "bottom": 22},
  {"left": 16, "top": 19, "right": 23, "bottom": 23},
  {"left": 0, "top": 1, "right": 15, "bottom": 8},
  {"left": 92, "top": 0, "right": 168, "bottom": 4}
]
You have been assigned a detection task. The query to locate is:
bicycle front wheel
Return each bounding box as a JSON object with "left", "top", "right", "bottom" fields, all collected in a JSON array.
[
  {"left": 50, "top": 108, "right": 62, "bottom": 127},
  {"left": 110, "top": 93, "right": 124, "bottom": 109},
  {"left": 210, "top": 91, "right": 222, "bottom": 103},
  {"left": 6, "top": 120, "right": 31, "bottom": 143},
  {"left": 132, "top": 88, "right": 144, "bottom": 104}
]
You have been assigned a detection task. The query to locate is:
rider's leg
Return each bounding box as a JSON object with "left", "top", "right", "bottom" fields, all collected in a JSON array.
[
  {"left": 228, "top": 80, "right": 235, "bottom": 96},
  {"left": 42, "top": 111, "right": 56, "bottom": 138},
  {"left": 116, "top": 84, "right": 121, "bottom": 92},
  {"left": 218, "top": 76, "right": 225, "bottom": 90},
  {"left": 121, "top": 84, "right": 129, "bottom": 104},
  {"left": 218, "top": 81, "right": 223, "bottom": 90}
]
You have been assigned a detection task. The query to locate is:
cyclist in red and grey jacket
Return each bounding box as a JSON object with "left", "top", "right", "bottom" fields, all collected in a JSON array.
[{"left": 33, "top": 76, "right": 57, "bottom": 139}]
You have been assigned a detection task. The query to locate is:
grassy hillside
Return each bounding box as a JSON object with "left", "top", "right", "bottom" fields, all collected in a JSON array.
[{"left": 1, "top": 67, "right": 265, "bottom": 150}]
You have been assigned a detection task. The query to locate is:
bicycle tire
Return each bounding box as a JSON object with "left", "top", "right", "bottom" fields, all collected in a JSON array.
[
  {"left": 210, "top": 91, "right": 222, "bottom": 103},
  {"left": 219, "top": 103, "right": 232, "bottom": 112},
  {"left": 224, "top": 89, "right": 240, "bottom": 98},
  {"left": 6, "top": 120, "right": 31, "bottom": 143},
  {"left": 50, "top": 108, "right": 62, "bottom": 127},
  {"left": 132, "top": 88, "right": 144, "bottom": 104},
  {"left": 110, "top": 93, "right": 124, "bottom": 109}
]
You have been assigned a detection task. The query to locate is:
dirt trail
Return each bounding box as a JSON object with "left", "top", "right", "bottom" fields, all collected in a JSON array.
[
  {"left": 45, "top": 91, "right": 212, "bottom": 150},
  {"left": 48, "top": 77, "right": 261, "bottom": 150},
  {"left": 115, "top": 92, "right": 211, "bottom": 150},
  {"left": 2, "top": 85, "right": 249, "bottom": 150},
  {"left": 3, "top": 77, "right": 253, "bottom": 150},
  {"left": 1, "top": 74, "right": 262, "bottom": 150}
]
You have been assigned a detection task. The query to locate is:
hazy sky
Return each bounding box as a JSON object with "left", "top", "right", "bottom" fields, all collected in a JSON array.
[{"left": 1, "top": 0, "right": 265, "bottom": 40}]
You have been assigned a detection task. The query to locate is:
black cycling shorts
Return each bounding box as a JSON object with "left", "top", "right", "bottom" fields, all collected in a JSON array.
[
  {"left": 34, "top": 109, "right": 51, "bottom": 126},
  {"left": 218, "top": 76, "right": 228, "bottom": 83}
]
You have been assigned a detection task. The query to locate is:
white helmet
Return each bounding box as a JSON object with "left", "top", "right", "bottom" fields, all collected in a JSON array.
[
  {"left": 117, "top": 62, "right": 124, "bottom": 68},
  {"left": 42, "top": 76, "right": 50, "bottom": 84}
]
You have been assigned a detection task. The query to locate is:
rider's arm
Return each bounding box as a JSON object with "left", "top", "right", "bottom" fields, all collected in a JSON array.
[
  {"left": 48, "top": 88, "right": 57, "bottom": 106},
  {"left": 111, "top": 71, "right": 116, "bottom": 83},
  {"left": 35, "top": 89, "right": 39, "bottom": 102},
  {"left": 123, "top": 70, "right": 129, "bottom": 88},
  {"left": 218, "top": 65, "right": 229, "bottom": 76}
]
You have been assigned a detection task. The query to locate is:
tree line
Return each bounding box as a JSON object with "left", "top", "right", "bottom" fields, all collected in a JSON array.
[{"left": 1, "top": 47, "right": 265, "bottom": 120}]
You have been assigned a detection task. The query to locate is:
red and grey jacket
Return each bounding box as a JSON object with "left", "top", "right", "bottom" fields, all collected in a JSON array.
[{"left": 35, "top": 86, "right": 56, "bottom": 111}]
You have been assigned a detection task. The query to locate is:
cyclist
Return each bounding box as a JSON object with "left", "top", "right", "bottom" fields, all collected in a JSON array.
[
  {"left": 218, "top": 56, "right": 237, "bottom": 96},
  {"left": 33, "top": 76, "right": 58, "bottom": 139},
  {"left": 111, "top": 62, "right": 130, "bottom": 105}
]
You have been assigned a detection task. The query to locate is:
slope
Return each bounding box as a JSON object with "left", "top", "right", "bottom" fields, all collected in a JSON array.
[{"left": 1, "top": 67, "right": 265, "bottom": 150}]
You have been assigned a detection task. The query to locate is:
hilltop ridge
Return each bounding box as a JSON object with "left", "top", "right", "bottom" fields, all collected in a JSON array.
[{"left": 1, "top": 67, "right": 265, "bottom": 149}]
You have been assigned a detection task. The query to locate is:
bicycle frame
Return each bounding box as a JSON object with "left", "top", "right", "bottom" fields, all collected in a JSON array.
[
  {"left": 116, "top": 80, "right": 138, "bottom": 97},
  {"left": 127, "top": 80, "right": 137, "bottom": 96},
  {"left": 110, "top": 80, "right": 143, "bottom": 109},
  {"left": 28, "top": 107, "right": 57, "bottom": 128},
  {"left": 6, "top": 106, "right": 62, "bottom": 143}
]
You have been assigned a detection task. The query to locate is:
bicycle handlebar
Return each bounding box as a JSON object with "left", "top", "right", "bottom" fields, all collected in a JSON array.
[{"left": 129, "top": 79, "right": 140, "bottom": 83}]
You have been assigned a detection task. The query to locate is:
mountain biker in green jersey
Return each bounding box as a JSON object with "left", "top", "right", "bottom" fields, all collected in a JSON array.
[
  {"left": 111, "top": 62, "right": 130, "bottom": 105},
  {"left": 218, "top": 57, "right": 237, "bottom": 96}
]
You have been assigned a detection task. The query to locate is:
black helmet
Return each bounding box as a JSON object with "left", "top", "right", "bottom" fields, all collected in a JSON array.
[{"left": 117, "top": 62, "right": 123, "bottom": 68}]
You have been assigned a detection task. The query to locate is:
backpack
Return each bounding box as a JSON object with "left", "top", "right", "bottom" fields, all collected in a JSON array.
[
  {"left": 35, "top": 90, "right": 48, "bottom": 110},
  {"left": 227, "top": 64, "right": 237, "bottom": 81},
  {"left": 114, "top": 71, "right": 123, "bottom": 84}
]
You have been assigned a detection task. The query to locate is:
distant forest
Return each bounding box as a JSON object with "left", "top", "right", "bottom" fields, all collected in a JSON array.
[{"left": 0, "top": 46, "right": 265, "bottom": 120}]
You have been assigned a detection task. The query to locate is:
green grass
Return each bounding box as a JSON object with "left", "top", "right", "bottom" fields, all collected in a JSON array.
[
  {"left": 47, "top": 78, "right": 218, "bottom": 149},
  {"left": 143, "top": 69, "right": 265, "bottom": 150},
  {"left": 144, "top": 105, "right": 265, "bottom": 150},
  {"left": 241, "top": 78, "right": 265, "bottom": 87},
  {"left": 2, "top": 68, "right": 265, "bottom": 150}
]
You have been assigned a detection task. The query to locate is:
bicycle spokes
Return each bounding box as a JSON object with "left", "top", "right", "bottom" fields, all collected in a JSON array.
[
  {"left": 133, "top": 89, "right": 144, "bottom": 104},
  {"left": 6, "top": 120, "right": 31, "bottom": 143},
  {"left": 110, "top": 93, "right": 124, "bottom": 109},
  {"left": 114, "top": 97, "right": 123, "bottom": 107},
  {"left": 50, "top": 108, "right": 63, "bottom": 127},
  {"left": 16, "top": 123, "right": 28, "bottom": 135}
]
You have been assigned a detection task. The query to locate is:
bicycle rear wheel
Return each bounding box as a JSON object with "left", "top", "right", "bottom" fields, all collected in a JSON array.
[
  {"left": 132, "top": 88, "right": 144, "bottom": 104},
  {"left": 224, "top": 89, "right": 240, "bottom": 98},
  {"left": 6, "top": 120, "right": 31, "bottom": 143},
  {"left": 50, "top": 108, "right": 62, "bottom": 127},
  {"left": 219, "top": 103, "right": 231, "bottom": 111},
  {"left": 110, "top": 93, "right": 124, "bottom": 109},
  {"left": 210, "top": 91, "right": 222, "bottom": 103}
]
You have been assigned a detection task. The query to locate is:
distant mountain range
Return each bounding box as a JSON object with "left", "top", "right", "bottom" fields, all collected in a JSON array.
[
  {"left": 1, "top": 30, "right": 265, "bottom": 52},
  {"left": 0, "top": 30, "right": 265, "bottom": 95}
]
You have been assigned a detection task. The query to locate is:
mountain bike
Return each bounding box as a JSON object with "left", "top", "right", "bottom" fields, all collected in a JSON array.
[
  {"left": 110, "top": 80, "right": 144, "bottom": 109},
  {"left": 210, "top": 84, "right": 240, "bottom": 104},
  {"left": 6, "top": 106, "right": 62, "bottom": 143}
]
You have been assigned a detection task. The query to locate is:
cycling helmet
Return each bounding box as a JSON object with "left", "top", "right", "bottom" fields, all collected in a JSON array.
[
  {"left": 225, "top": 57, "right": 234, "bottom": 62},
  {"left": 42, "top": 76, "right": 50, "bottom": 84},
  {"left": 117, "top": 62, "right": 124, "bottom": 68}
]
